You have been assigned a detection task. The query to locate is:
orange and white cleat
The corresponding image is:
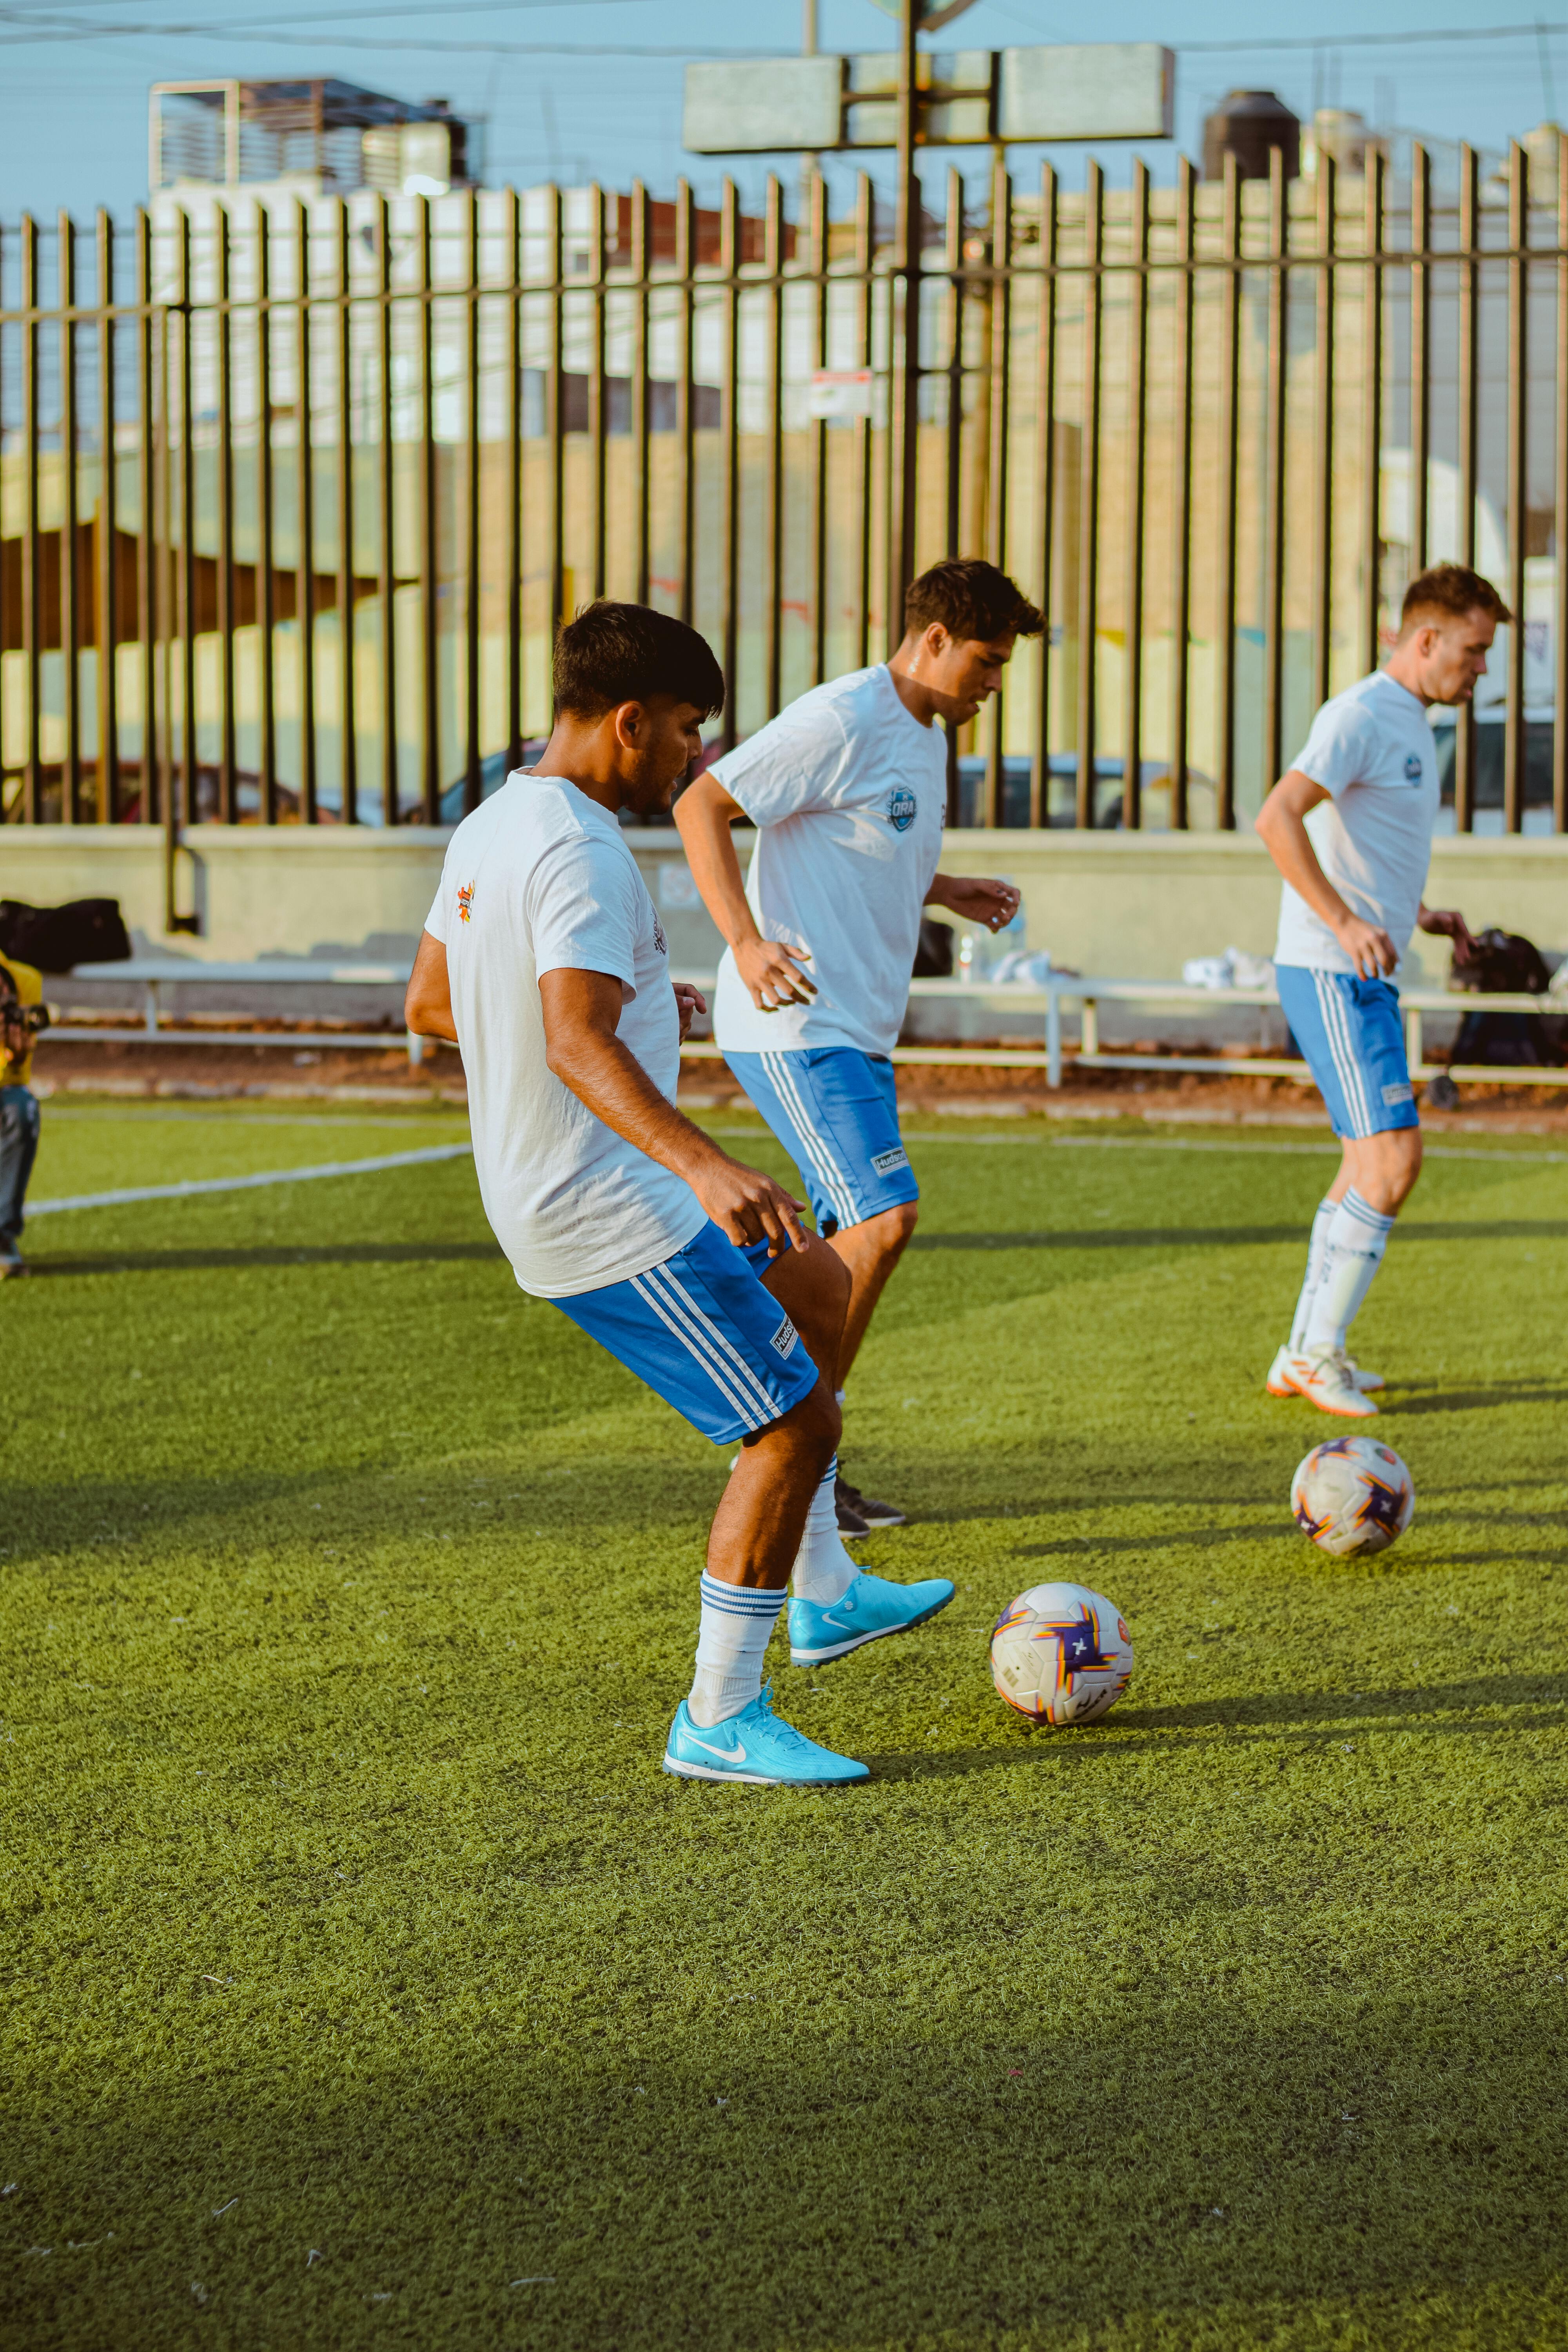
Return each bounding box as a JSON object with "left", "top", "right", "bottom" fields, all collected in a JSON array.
[
  {"left": 1266, "top": 1344, "right": 1383, "bottom": 1398},
  {"left": 1274, "top": 1347, "right": 1379, "bottom": 1418}
]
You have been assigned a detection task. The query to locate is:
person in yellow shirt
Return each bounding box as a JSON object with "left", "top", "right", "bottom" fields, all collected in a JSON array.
[{"left": 0, "top": 950, "right": 45, "bottom": 1278}]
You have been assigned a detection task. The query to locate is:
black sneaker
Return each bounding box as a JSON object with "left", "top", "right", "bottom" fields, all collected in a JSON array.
[
  {"left": 0, "top": 1250, "right": 25, "bottom": 1280},
  {"left": 835, "top": 1473, "right": 907, "bottom": 1531}
]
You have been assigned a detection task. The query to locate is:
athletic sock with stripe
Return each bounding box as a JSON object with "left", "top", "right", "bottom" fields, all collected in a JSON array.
[
  {"left": 687, "top": 1573, "right": 787, "bottom": 1727},
  {"left": 1302, "top": 1188, "right": 1396, "bottom": 1355},
  {"left": 789, "top": 1455, "right": 859, "bottom": 1607},
  {"left": 1288, "top": 1196, "right": 1340, "bottom": 1352}
]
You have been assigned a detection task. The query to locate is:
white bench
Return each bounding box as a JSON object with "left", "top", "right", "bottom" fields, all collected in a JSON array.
[
  {"left": 679, "top": 973, "right": 1566, "bottom": 1092},
  {"left": 56, "top": 959, "right": 439, "bottom": 1066}
]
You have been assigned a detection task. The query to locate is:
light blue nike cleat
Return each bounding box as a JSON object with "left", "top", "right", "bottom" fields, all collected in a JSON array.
[
  {"left": 788, "top": 1569, "right": 956, "bottom": 1667},
  {"left": 663, "top": 1687, "right": 869, "bottom": 1787}
]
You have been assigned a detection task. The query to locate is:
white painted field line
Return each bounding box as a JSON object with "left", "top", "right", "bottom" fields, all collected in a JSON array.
[
  {"left": 29, "top": 1142, "right": 474, "bottom": 1218},
  {"left": 705, "top": 1125, "right": 1566, "bottom": 1166}
]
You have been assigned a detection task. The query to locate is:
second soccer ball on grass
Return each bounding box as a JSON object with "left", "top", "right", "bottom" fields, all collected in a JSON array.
[
  {"left": 989, "top": 1582, "right": 1134, "bottom": 1725},
  {"left": 1291, "top": 1437, "right": 1415, "bottom": 1558}
]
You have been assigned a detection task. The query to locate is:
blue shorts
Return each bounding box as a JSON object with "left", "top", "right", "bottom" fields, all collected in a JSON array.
[
  {"left": 550, "top": 1219, "right": 819, "bottom": 1446},
  {"left": 1275, "top": 966, "right": 1419, "bottom": 1140},
  {"left": 722, "top": 1046, "right": 917, "bottom": 1238}
]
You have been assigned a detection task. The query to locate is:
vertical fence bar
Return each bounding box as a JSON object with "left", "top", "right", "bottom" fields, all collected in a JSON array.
[
  {"left": 1310, "top": 154, "right": 1336, "bottom": 714},
  {"left": 676, "top": 180, "right": 696, "bottom": 626},
  {"left": 21, "top": 217, "right": 41, "bottom": 820},
  {"left": 586, "top": 183, "right": 607, "bottom": 601},
  {"left": 336, "top": 200, "right": 358, "bottom": 824},
  {"left": 1214, "top": 156, "right": 1241, "bottom": 831},
  {"left": 630, "top": 183, "right": 651, "bottom": 609},
  {"left": 215, "top": 207, "right": 236, "bottom": 821},
  {"left": 1454, "top": 144, "right": 1478, "bottom": 831},
  {"left": 943, "top": 167, "right": 965, "bottom": 822},
  {"left": 853, "top": 173, "right": 874, "bottom": 676},
  {"left": 1074, "top": 162, "right": 1103, "bottom": 830},
  {"left": 942, "top": 167, "right": 964, "bottom": 559},
  {"left": 1031, "top": 162, "right": 1057, "bottom": 829},
  {"left": 889, "top": 0, "right": 921, "bottom": 658},
  {"left": 546, "top": 185, "right": 564, "bottom": 640},
  {"left": 373, "top": 195, "right": 395, "bottom": 823},
  {"left": 503, "top": 187, "right": 523, "bottom": 767},
  {"left": 983, "top": 156, "right": 1012, "bottom": 828},
  {"left": 1556, "top": 131, "right": 1568, "bottom": 834},
  {"left": 1261, "top": 147, "right": 1288, "bottom": 791},
  {"left": 156, "top": 276, "right": 176, "bottom": 853},
  {"left": 174, "top": 207, "right": 196, "bottom": 833},
  {"left": 1504, "top": 140, "right": 1528, "bottom": 834},
  {"left": 1120, "top": 159, "right": 1149, "bottom": 831},
  {"left": 1360, "top": 148, "right": 1385, "bottom": 681},
  {"left": 1410, "top": 144, "right": 1431, "bottom": 573},
  {"left": 299, "top": 200, "right": 319, "bottom": 824},
  {"left": 256, "top": 205, "right": 277, "bottom": 824},
  {"left": 417, "top": 195, "right": 438, "bottom": 824},
  {"left": 808, "top": 167, "right": 829, "bottom": 689},
  {"left": 763, "top": 176, "right": 785, "bottom": 721},
  {"left": 95, "top": 211, "right": 119, "bottom": 822},
  {"left": 1169, "top": 158, "right": 1194, "bottom": 830},
  {"left": 464, "top": 187, "right": 482, "bottom": 813},
  {"left": 58, "top": 212, "right": 81, "bottom": 821},
  {"left": 136, "top": 209, "right": 157, "bottom": 825},
  {"left": 719, "top": 179, "right": 741, "bottom": 748}
]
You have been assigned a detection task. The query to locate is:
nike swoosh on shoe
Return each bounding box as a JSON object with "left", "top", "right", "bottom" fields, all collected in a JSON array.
[{"left": 687, "top": 1732, "right": 746, "bottom": 1763}]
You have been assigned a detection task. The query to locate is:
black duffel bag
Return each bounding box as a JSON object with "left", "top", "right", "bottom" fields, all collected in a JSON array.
[
  {"left": 0, "top": 897, "right": 132, "bottom": 973},
  {"left": 1448, "top": 926, "right": 1568, "bottom": 1068}
]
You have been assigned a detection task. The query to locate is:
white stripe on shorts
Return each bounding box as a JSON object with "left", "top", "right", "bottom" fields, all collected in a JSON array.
[
  {"left": 1312, "top": 968, "right": 1376, "bottom": 1138},
  {"left": 639, "top": 1261, "right": 783, "bottom": 1430},
  {"left": 760, "top": 1050, "right": 862, "bottom": 1228},
  {"left": 628, "top": 1271, "right": 771, "bottom": 1433}
]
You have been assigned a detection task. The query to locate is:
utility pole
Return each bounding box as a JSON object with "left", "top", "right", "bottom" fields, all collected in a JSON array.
[
  {"left": 889, "top": 0, "right": 921, "bottom": 653},
  {"left": 800, "top": 0, "right": 818, "bottom": 214}
]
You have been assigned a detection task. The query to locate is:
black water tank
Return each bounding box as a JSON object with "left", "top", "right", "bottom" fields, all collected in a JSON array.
[{"left": 1202, "top": 90, "right": 1300, "bottom": 182}]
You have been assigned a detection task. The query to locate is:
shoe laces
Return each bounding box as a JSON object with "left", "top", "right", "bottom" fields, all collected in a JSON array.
[{"left": 751, "top": 1683, "right": 817, "bottom": 1755}]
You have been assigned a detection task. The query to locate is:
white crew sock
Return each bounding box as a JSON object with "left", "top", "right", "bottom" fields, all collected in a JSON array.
[
  {"left": 1288, "top": 1196, "right": 1339, "bottom": 1352},
  {"left": 1302, "top": 1188, "right": 1396, "bottom": 1355},
  {"left": 687, "top": 1573, "right": 786, "bottom": 1727},
  {"left": 789, "top": 1455, "right": 860, "bottom": 1606}
]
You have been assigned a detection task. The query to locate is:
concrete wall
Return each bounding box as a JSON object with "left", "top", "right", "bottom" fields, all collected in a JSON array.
[{"left": 5, "top": 824, "right": 1566, "bottom": 996}]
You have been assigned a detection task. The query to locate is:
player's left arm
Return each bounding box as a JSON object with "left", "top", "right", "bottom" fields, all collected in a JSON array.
[
  {"left": 924, "top": 873, "right": 1021, "bottom": 933},
  {"left": 405, "top": 930, "right": 459, "bottom": 1043},
  {"left": 1416, "top": 903, "right": 1475, "bottom": 957}
]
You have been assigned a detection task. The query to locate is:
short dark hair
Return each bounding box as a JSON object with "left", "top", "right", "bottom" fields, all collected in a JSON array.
[
  {"left": 1399, "top": 564, "right": 1512, "bottom": 632},
  {"left": 904, "top": 558, "right": 1045, "bottom": 644},
  {"left": 553, "top": 600, "right": 725, "bottom": 720}
]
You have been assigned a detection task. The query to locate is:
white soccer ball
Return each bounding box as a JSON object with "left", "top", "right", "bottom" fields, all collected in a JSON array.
[
  {"left": 989, "top": 1581, "right": 1133, "bottom": 1726},
  {"left": 1290, "top": 1437, "right": 1414, "bottom": 1558}
]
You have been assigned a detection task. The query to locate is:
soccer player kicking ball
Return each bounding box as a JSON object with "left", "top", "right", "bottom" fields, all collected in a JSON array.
[
  {"left": 405, "top": 602, "right": 953, "bottom": 1788},
  {"left": 675, "top": 557, "right": 1040, "bottom": 1579},
  {"left": 1256, "top": 563, "right": 1509, "bottom": 1417}
]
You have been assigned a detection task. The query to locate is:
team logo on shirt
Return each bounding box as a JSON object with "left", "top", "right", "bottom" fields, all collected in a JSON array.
[
  {"left": 769, "top": 1314, "right": 799, "bottom": 1359},
  {"left": 652, "top": 911, "right": 667, "bottom": 956},
  {"left": 457, "top": 880, "right": 476, "bottom": 924},
  {"left": 887, "top": 786, "right": 917, "bottom": 833},
  {"left": 1403, "top": 754, "right": 1423, "bottom": 781}
]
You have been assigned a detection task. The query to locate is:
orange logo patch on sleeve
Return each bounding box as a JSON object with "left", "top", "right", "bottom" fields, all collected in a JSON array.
[{"left": 457, "top": 881, "right": 476, "bottom": 924}]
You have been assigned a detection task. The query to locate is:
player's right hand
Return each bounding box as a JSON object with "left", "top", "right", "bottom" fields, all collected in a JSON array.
[
  {"left": 733, "top": 935, "right": 816, "bottom": 1013},
  {"left": 692, "top": 1156, "right": 809, "bottom": 1255},
  {"left": 1334, "top": 915, "right": 1397, "bottom": 980}
]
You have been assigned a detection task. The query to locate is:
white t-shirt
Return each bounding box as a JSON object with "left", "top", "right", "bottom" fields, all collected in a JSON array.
[
  {"left": 425, "top": 774, "right": 705, "bottom": 1298},
  {"left": 710, "top": 664, "right": 949, "bottom": 1058},
  {"left": 1274, "top": 669, "right": 1441, "bottom": 975}
]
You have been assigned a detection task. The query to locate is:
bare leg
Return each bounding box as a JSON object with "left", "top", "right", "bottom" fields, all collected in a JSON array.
[
  {"left": 704, "top": 1234, "right": 849, "bottom": 1590},
  {"left": 826, "top": 1200, "right": 918, "bottom": 1388},
  {"left": 1336, "top": 1127, "right": 1423, "bottom": 1215}
]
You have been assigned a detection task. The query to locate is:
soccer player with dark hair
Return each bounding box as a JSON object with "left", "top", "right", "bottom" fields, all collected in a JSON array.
[
  {"left": 675, "top": 558, "right": 1042, "bottom": 1648},
  {"left": 1257, "top": 563, "right": 1509, "bottom": 1416},
  {"left": 406, "top": 600, "right": 949, "bottom": 1786}
]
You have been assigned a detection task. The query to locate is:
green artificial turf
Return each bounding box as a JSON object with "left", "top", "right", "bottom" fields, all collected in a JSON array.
[{"left": 4, "top": 1104, "right": 1568, "bottom": 2350}]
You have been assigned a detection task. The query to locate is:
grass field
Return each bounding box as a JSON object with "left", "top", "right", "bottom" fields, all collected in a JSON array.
[{"left": 4, "top": 1102, "right": 1568, "bottom": 2352}]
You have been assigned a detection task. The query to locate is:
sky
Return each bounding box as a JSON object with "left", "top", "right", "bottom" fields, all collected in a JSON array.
[{"left": 0, "top": 0, "right": 1559, "bottom": 228}]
